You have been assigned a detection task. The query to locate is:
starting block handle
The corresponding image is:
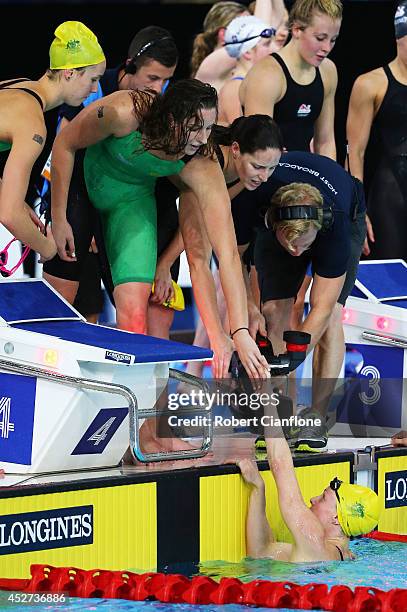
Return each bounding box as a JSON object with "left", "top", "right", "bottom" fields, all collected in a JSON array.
[
  {"left": 130, "top": 368, "right": 213, "bottom": 463},
  {"left": 361, "top": 331, "right": 407, "bottom": 349}
]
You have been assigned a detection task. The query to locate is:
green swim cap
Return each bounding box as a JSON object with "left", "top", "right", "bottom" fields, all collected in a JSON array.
[
  {"left": 49, "top": 21, "right": 105, "bottom": 69},
  {"left": 331, "top": 478, "right": 381, "bottom": 538}
]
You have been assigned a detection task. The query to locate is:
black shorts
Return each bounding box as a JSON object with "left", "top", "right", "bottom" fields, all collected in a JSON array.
[
  {"left": 254, "top": 212, "right": 367, "bottom": 306},
  {"left": 73, "top": 252, "right": 104, "bottom": 315}
]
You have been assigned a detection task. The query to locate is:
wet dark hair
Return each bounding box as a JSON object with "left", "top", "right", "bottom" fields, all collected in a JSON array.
[
  {"left": 126, "top": 26, "right": 178, "bottom": 71},
  {"left": 212, "top": 114, "right": 284, "bottom": 154},
  {"left": 130, "top": 78, "right": 218, "bottom": 156}
]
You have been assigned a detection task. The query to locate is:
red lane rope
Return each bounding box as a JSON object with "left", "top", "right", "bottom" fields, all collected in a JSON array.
[
  {"left": 0, "top": 564, "right": 406, "bottom": 611},
  {"left": 366, "top": 530, "right": 407, "bottom": 543}
]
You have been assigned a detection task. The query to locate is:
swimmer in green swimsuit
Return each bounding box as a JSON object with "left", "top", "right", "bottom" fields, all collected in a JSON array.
[
  {"left": 84, "top": 130, "right": 183, "bottom": 287},
  {"left": 51, "top": 79, "right": 271, "bottom": 378},
  {"left": 0, "top": 21, "right": 106, "bottom": 261}
]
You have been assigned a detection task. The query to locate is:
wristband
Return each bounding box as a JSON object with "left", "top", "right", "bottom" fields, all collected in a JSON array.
[{"left": 230, "top": 327, "right": 249, "bottom": 339}]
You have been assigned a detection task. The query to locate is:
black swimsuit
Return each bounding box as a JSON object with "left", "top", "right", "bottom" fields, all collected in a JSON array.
[
  {"left": 335, "top": 545, "right": 344, "bottom": 561},
  {"left": 271, "top": 54, "right": 324, "bottom": 151},
  {"left": 364, "top": 64, "right": 407, "bottom": 260},
  {"left": 0, "top": 78, "right": 44, "bottom": 109}
]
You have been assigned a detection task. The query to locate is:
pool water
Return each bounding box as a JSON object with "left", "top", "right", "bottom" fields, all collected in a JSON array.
[{"left": 0, "top": 539, "right": 405, "bottom": 611}]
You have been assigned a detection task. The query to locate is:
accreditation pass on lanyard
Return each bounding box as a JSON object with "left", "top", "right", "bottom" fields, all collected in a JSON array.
[{"left": 41, "top": 151, "right": 52, "bottom": 182}]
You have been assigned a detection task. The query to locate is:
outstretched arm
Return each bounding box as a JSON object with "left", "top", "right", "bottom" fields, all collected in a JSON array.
[
  {"left": 179, "top": 156, "right": 269, "bottom": 378},
  {"left": 179, "top": 189, "right": 234, "bottom": 378},
  {"left": 238, "top": 458, "right": 275, "bottom": 557},
  {"left": 262, "top": 398, "right": 326, "bottom": 559},
  {"left": 253, "top": 0, "right": 286, "bottom": 28}
]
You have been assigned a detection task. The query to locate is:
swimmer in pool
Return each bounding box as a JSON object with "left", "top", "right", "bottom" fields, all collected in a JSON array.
[{"left": 237, "top": 400, "right": 380, "bottom": 562}]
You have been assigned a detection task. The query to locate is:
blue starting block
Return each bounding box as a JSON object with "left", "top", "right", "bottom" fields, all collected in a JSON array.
[
  {"left": 0, "top": 279, "right": 212, "bottom": 472},
  {"left": 336, "top": 260, "right": 407, "bottom": 436}
]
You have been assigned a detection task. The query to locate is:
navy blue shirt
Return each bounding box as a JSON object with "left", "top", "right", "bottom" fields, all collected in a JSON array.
[{"left": 232, "top": 151, "right": 366, "bottom": 279}]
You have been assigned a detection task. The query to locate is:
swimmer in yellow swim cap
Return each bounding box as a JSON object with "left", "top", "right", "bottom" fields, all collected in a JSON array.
[
  {"left": 236, "top": 401, "right": 381, "bottom": 562},
  {"left": 49, "top": 21, "right": 105, "bottom": 70},
  {"left": 0, "top": 21, "right": 105, "bottom": 262},
  {"left": 329, "top": 476, "right": 380, "bottom": 538}
]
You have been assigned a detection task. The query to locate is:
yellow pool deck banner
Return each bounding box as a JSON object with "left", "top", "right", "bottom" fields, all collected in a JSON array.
[
  {"left": 376, "top": 449, "right": 407, "bottom": 535},
  {"left": 5, "top": 449, "right": 406, "bottom": 580}
]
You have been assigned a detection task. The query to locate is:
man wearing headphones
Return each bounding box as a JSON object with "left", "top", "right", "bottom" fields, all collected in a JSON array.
[
  {"left": 233, "top": 151, "right": 367, "bottom": 451},
  {"left": 43, "top": 26, "right": 178, "bottom": 327}
]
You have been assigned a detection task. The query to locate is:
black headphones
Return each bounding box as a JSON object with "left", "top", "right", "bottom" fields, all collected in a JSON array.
[
  {"left": 270, "top": 205, "right": 334, "bottom": 232},
  {"left": 125, "top": 36, "right": 174, "bottom": 75}
]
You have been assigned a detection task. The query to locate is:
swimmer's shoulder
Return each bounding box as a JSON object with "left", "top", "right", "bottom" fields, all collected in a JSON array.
[{"left": 241, "top": 55, "right": 284, "bottom": 101}]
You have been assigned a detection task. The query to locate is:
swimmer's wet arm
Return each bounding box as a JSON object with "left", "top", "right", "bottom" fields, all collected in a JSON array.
[
  {"left": 298, "top": 272, "right": 345, "bottom": 350},
  {"left": 264, "top": 417, "right": 325, "bottom": 555},
  {"left": 179, "top": 157, "right": 247, "bottom": 334},
  {"left": 239, "top": 459, "right": 275, "bottom": 558}
]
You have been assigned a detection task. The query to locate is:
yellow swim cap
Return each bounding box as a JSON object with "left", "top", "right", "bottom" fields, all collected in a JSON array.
[
  {"left": 49, "top": 21, "right": 105, "bottom": 69},
  {"left": 331, "top": 478, "right": 381, "bottom": 538},
  {"left": 151, "top": 281, "right": 185, "bottom": 311}
]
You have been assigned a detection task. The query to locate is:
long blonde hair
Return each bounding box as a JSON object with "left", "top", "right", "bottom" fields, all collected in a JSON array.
[{"left": 190, "top": 1, "right": 247, "bottom": 76}]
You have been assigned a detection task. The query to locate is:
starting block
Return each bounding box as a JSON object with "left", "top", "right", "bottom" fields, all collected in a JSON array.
[
  {"left": 336, "top": 260, "right": 407, "bottom": 436},
  {"left": 0, "top": 279, "right": 212, "bottom": 473}
]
